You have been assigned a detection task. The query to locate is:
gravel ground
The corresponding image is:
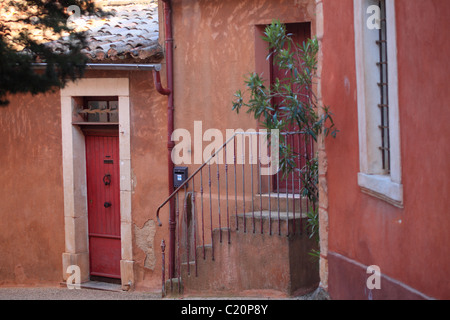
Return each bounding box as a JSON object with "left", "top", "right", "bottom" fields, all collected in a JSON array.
[
  {"left": 0, "top": 286, "right": 320, "bottom": 300},
  {"left": 0, "top": 286, "right": 162, "bottom": 300}
]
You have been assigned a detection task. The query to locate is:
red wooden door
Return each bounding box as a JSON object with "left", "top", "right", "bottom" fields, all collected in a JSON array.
[
  {"left": 271, "top": 22, "right": 313, "bottom": 193},
  {"left": 85, "top": 135, "right": 121, "bottom": 279}
]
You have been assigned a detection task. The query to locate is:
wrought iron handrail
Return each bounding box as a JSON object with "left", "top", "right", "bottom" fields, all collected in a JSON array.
[
  {"left": 156, "top": 132, "right": 238, "bottom": 227},
  {"left": 156, "top": 130, "right": 313, "bottom": 225},
  {"left": 157, "top": 129, "right": 313, "bottom": 295}
]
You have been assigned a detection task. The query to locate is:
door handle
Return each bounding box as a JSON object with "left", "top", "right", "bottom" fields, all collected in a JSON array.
[
  {"left": 103, "top": 174, "right": 111, "bottom": 186},
  {"left": 104, "top": 202, "right": 112, "bottom": 208}
]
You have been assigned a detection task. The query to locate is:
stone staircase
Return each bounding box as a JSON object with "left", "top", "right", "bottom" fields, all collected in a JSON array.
[{"left": 165, "top": 194, "right": 319, "bottom": 297}]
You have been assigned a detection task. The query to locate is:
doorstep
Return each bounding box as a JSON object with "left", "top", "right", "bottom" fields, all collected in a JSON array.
[{"left": 60, "top": 280, "right": 123, "bottom": 292}]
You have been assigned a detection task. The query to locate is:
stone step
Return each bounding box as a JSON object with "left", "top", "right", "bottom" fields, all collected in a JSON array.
[
  {"left": 231, "top": 211, "right": 308, "bottom": 235},
  {"left": 253, "top": 193, "right": 311, "bottom": 213}
]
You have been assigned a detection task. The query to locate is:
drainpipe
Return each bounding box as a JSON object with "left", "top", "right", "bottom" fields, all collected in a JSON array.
[
  {"left": 153, "top": 0, "right": 176, "bottom": 279},
  {"left": 153, "top": 69, "right": 171, "bottom": 96}
]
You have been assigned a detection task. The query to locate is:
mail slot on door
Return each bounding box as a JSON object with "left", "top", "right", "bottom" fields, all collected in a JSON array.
[{"left": 173, "top": 166, "right": 188, "bottom": 188}]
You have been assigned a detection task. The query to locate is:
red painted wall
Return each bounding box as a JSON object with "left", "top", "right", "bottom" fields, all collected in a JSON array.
[{"left": 322, "top": 0, "right": 450, "bottom": 299}]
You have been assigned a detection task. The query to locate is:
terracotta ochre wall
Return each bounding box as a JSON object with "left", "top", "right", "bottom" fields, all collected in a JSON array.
[
  {"left": 0, "top": 91, "right": 65, "bottom": 285},
  {"left": 171, "top": 0, "right": 316, "bottom": 137},
  {"left": 321, "top": 0, "right": 450, "bottom": 299},
  {"left": 164, "top": 0, "right": 316, "bottom": 236},
  {"left": 124, "top": 70, "right": 169, "bottom": 291},
  {"left": 0, "top": 70, "right": 168, "bottom": 289},
  {"left": 156, "top": 0, "right": 318, "bottom": 292}
]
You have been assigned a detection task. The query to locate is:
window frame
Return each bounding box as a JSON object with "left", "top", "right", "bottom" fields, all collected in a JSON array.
[
  {"left": 82, "top": 96, "right": 119, "bottom": 123},
  {"left": 354, "top": 0, "right": 403, "bottom": 207}
]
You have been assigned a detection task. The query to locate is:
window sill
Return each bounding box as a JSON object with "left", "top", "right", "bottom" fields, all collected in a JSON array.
[{"left": 357, "top": 173, "right": 403, "bottom": 208}]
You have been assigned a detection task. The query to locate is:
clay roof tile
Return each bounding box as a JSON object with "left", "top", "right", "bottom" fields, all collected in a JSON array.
[{"left": 46, "top": 0, "right": 162, "bottom": 63}]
